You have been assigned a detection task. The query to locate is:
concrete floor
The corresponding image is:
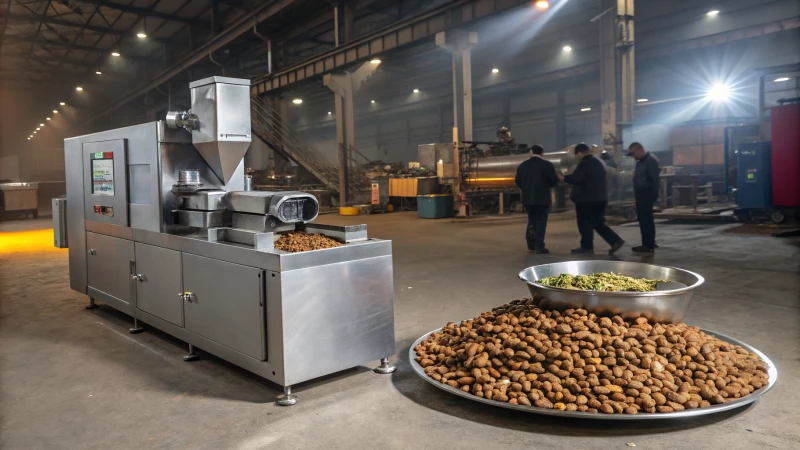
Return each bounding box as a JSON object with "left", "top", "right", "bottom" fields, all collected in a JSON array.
[{"left": 1, "top": 213, "right": 798, "bottom": 449}]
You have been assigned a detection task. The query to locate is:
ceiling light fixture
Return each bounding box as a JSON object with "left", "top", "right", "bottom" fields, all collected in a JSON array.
[
  {"left": 580, "top": 107, "right": 592, "bottom": 112},
  {"left": 136, "top": 32, "right": 147, "bottom": 39},
  {"left": 46, "top": 117, "right": 51, "bottom": 120},
  {"left": 111, "top": 51, "right": 120, "bottom": 57},
  {"left": 413, "top": 89, "right": 419, "bottom": 93},
  {"left": 327, "top": 111, "right": 332, "bottom": 115},
  {"left": 292, "top": 98, "right": 303, "bottom": 104},
  {"left": 637, "top": 98, "right": 649, "bottom": 103},
  {"left": 774, "top": 77, "right": 790, "bottom": 82},
  {"left": 371, "top": 100, "right": 375, "bottom": 104},
  {"left": 59, "top": 102, "right": 66, "bottom": 106},
  {"left": 53, "top": 110, "right": 58, "bottom": 114},
  {"left": 535, "top": 1, "right": 550, "bottom": 10},
  {"left": 707, "top": 10, "right": 719, "bottom": 16},
  {"left": 492, "top": 68, "right": 499, "bottom": 74},
  {"left": 707, "top": 83, "right": 730, "bottom": 101},
  {"left": 76, "top": 86, "right": 83, "bottom": 91},
  {"left": 36, "top": 128, "right": 40, "bottom": 131},
  {"left": 28, "top": 137, "right": 31, "bottom": 140},
  {"left": 370, "top": 59, "right": 381, "bottom": 64},
  {"left": 563, "top": 46, "right": 572, "bottom": 52},
  {"left": 96, "top": 71, "right": 102, "bottom": 75},
  {"left": 40, "top": 123, "right": 45, "bottom": 126}
]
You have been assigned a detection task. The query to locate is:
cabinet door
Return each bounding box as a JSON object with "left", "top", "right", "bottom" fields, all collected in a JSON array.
[
  {"left": 87, "top": 232, "right": 134, "bottom": 304},
  {"left": 182, "top": 254, "right": 264, "bottom": 360},
  {"left": 134, "top": 243, "right": 183, "bottom": 326}
]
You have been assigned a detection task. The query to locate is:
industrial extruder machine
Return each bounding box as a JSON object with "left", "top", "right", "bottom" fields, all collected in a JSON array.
[{"left": 58, "top": 77, "right": 396, "bottom": 405}]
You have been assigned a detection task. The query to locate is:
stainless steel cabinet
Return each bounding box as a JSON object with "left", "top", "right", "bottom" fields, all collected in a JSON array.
[
  {"left": 134, "top": 243, "right": 183, "bottom": 327},
  {"left": 182, "top": 253, "right": 265, "bottom": 360},
  {"left": 86, "top": 232, "right": 135, "bottom": 305}
]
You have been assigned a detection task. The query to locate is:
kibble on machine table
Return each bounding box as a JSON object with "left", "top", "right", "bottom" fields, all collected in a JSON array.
[{"left": 57, "top": 77, "right": 396, "bottom": 405}]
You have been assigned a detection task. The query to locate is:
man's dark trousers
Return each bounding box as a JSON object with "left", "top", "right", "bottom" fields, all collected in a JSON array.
[
  {"left": 575, "top": 201, "right": 621, "bottom": 250},
  {"left": 525, "top": 205, "right": 549, "bottom": 251},
  {"left": 635, "top": 193, "right": 656, "bottom": 249}
]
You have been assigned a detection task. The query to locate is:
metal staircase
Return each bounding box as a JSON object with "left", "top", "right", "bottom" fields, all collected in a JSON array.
[{"left": 250, "top": 96, "right": 370, "bottom": 199}]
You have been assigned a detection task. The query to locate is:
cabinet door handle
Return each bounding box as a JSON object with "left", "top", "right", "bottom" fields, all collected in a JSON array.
[
  {"left": 131, "top": 274, "right": 144, "bottom": 281},
  {"left": 179, "top": 292, "right": 194, "bottom": 302},
  {"left": 88, "top": 249, "right": 96, "bottom": 255}
]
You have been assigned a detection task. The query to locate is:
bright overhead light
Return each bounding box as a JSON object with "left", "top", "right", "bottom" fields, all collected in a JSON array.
[
  {"left": 370, "top": 59, "right": 381, "bottom": 64},
  {"left": 371, "top": 100, "right": 375, "bottom": 104},
  {"left": 413, "top": 89, "right": 419, "bottom": 93},
  {"left": 580, "top": 107, "right": 592, "bottom": 112},
  {"left": 707, "top": 10, "right": 720, "bottom": 16},
  {"left": 53, "top": 110, "right": 58, "bottom": 113},
  {"left": 36, "top": 128, "right": 40, "bottom": 131},
  {"left": 27, "top": 137, "right": 31, "bottom": 140},
  {"left": 136, "top": 33, "right": 147, "bottom": 39},
  {"left": 637, "top": 98, "right": 649, "bottom": 103},
  {"left": 111, "top": 51, "right": 120, "bottom": 57},
  {"left": 46, "top": 117, "right": 51, "bottom": 120},
  {"left": 59, "top": 102, "right": 66, "bottom": 106},
  {"left": 96, "top": 71, "right": 102, "bottom": 75},
  {"left": 563, "top": 46, "right": 572, "bottom": 52},
  {"left": 327, "top": 111, "right": 332, "bottom": 115},
  {"left": 40, "top": 123, "right": 45, "bottom": 126},
  {"left": 708, "top": 83, "right": 730, "bottom": 101},
  {"left": 292, "top": 98, "right": 302, "bottom": 104},
  {"left": 76, "top": 86, "right": 83, "bottom": 91},
  {"left": 535, "top": 1, "right": 550, "bottom": 10},
  {"left": 491, "top": 68, "right": 499, "bottom": 74},
  {"left": 774, "top": 77, "right": 790, "bottom": 82}
]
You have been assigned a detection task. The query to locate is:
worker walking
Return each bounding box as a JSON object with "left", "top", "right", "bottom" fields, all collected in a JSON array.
[
  {"left": 515, "top": 144, "right": 559, "bottom": 254},
  {"left": 628, "top": 142, "right": 660, "bottom": 253},
  {"left": 558, "top": 144, "right": 625, "bottom": 255}
]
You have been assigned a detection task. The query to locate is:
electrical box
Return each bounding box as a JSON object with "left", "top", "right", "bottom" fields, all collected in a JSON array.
[{"left": 736, "top": 142, "right": 772, "bottom": 210}]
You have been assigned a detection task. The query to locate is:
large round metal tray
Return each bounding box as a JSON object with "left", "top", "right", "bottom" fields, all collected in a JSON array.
[
  {"left": 519, "top": 261, "right": 705, "bottom": 323},
  {"left": 410, "top": 326, "right": 777, "bottom": 420}
]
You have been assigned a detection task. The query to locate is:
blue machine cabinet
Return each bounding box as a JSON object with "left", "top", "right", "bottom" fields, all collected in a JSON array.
[{"left": 736, "top": 142, "right": 772, "bottom": 210}]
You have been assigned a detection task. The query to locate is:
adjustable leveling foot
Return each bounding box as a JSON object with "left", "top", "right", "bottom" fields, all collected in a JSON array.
[
  {"left": 374, "top": 357, "right": 396, "bottom": 374},
  {"left": 85, "top": 298, "right": 98, "bottom": 310},
  {"left": 277, "top": 386, "right": 298, "bottom": 406},
  {"left": 183, "top": 344, "right": 199, "bottom": 362},
  {"left": 129, "top": 317, "right": 144, "bottom": 334}
]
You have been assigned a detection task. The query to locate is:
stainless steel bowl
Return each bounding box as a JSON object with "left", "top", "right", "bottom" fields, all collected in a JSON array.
[{"left": 518, "top": 261, "right": 704, "bottom": 323}]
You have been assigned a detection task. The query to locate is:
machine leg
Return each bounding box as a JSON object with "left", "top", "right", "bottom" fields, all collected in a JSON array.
[
  {"left": 374, "top": 357, "right": 396, "bottom": 374},
  {"left": 277, "top": 385, "right": 298, "bottom": 406},
  {"left": 85, "top": 297, "right": 99, "bottom": 310},
  {"left": 128, "top": 317, "right": 144, "bottom": 334},
  {"left": 183, "top": 343, "right": 199, "bottom": 362}
]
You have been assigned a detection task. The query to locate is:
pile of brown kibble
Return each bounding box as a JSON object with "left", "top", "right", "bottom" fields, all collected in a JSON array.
[
  {"left": 414, "top": 299, "right": 769, "bottom": 415},
  {"left": 274, "top": 231, "right": 342, "bottom": 252}
]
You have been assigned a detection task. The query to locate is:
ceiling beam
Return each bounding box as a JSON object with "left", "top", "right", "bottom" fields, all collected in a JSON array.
[
  {"left": 2, "top": 36, "right": 158, "bottom": 61},
  {"left": 5, "top": 12, "right": 169, "bottom": 43},
  {"left": 77, "top": 1, "right": 204, "bottom": 24}
]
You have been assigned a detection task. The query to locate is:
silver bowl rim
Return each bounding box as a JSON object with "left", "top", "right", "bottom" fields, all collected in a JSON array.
[
  {"left": 410, "top": 325, "right": 777, "bottom": 420},
  {"left": 518, "top": 261, "right": 705, "bottom": 298}
]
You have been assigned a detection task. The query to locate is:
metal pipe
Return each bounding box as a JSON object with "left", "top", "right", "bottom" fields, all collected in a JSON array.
[
  {"left": 252, "top": 24, "right": 272, "bottom": 75},
  {"left": 86, "top": 0, "right": 298, "bottom": 123}
]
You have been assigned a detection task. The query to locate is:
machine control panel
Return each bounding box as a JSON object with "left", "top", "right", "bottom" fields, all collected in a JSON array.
[{"left": 93, "top": 205, "right": 114, "bottom": 217}]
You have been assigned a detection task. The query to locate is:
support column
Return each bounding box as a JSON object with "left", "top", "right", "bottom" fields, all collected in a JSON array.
[
  {"left": 600, "top": 0, "right": 635, "bottom": 163},
  {"left": 436, "top": 30, "right": 478, "bottom": 143},
  {"left": 323, "top": 61, "right": 380, "bottom": 205},
  {"left": 556, "top": 88, "right": 567, "bottom": 149}
]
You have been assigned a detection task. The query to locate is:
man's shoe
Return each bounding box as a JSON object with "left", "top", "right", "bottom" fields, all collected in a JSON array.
[
  {"left": 571, "top": 247, "right": 594, "bottom": 254},
  {"left": 535, "top": 248, "right": 550, "bottom": 255},
  {"left": 632, "top": 246, "right": 655, "bottom": 253},
  {"left": 609, "top": 240, "right": 625, "bottom": 255}
]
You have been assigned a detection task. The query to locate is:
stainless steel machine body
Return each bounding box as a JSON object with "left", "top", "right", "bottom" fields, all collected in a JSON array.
[{"left": 62, "top": 77, "right": 396, "bottom": 401}]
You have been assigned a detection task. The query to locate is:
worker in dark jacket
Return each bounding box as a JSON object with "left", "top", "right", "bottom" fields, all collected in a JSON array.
[
  {"left": 515, "top": 145, "right": 559, "bottom": 254},
  {"left": 628, "top": 142, "right": 660, "bottom": 253},
  {"left": 558, "top": 144, "right": 625, "bottom": 254}
]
